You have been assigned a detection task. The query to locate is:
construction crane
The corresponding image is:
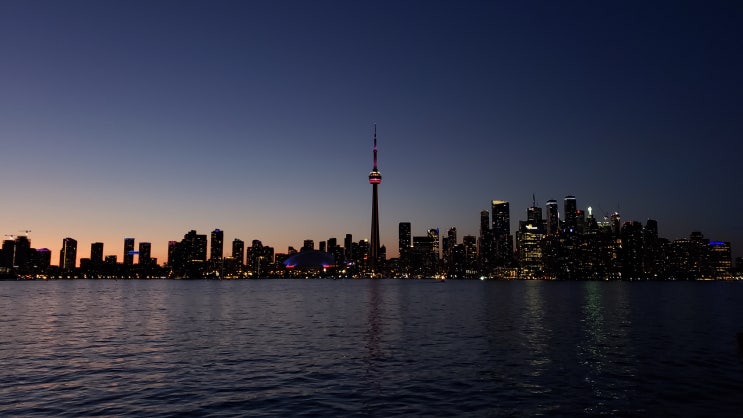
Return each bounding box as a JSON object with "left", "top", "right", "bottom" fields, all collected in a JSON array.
[{"left": 19, "top": 229, "right": 31, "bottom": 236}]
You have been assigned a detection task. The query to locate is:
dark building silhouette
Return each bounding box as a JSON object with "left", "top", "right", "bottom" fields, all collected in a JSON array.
[
  {"left": 302, "top": 240, "right": 314, "bottom": 252},
  {"left": 139, "top": 242, "right": 152, "bottom": 265},
  {"left": 491, "top": 199, "right": 512, "bottom": 267},
  {"left": 247, "top": 240, "right": 274, "bottom": 277},
  {"left": 232, "top": 239, "right": 244, "bottom": 266},
  {"left": 564, "top": 195, "right": 577, "bottom": 231},
  {"left": 0, "top": 239, "right": 14, "bottom": 269},
  {"left": 398, "top": 222, "right": 411, "bottom": 273},
  {"left": 124, "top": 238, "right": 135, "bottom": 266},
  {"left": 709, "top": 241, "right": 732, "bottom": 277},
  {"left": 90, "top": 242, "right": 104, "bottom": 264},
  {"left": 478, "top": 210, "right": 493, "bottom": 273},
  {"left": 344, "top": 234, "right": 353, "bottom": 265},
  {"left": 643, "top": 219, "right": 661, "bottom": 277},
  {"left": 427, "top": 228, "right": 440, "bottom": 261},
  {"left": 443, "top": 227, "right": 456, "bottom": 260},
  {"left": 168, "top": 230, "right": 207, "bottom": 278},
  {"left": 211, "top": 229, "right": 224, "bottom": 261},
  {"left": 35, "top": 248, "right": 51, "bottom": 271},
  {"left": 620, "top": 221, "right": 644, "bottom": 278},
  {"left": 60, "top": 237, "right": 77, "bottom": 270},
  {"left": 411, "top": 236, "right": 436, "bottom": 277},
  {"left": 327, "top": 238, "right": 337, "bottom": 252},
  {"left": 13, "top": 235, "right": 30, "bottom": 270},
  {"left": 546, "top": 199, "right": 559, "bottom": 235}
]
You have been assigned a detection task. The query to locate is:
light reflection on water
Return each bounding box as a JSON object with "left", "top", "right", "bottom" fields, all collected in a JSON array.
[{"left": 1, "top": 280, "right": 742, "bottom": 416}]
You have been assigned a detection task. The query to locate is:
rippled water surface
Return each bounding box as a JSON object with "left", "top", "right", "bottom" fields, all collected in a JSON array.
[{"left": 1, "top": 280, "right": 743, "bottom": 416}]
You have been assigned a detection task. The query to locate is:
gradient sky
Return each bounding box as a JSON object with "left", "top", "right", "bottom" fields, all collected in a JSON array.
[{"left": 2, "top": 0, "right": 742, "bottom": 264}]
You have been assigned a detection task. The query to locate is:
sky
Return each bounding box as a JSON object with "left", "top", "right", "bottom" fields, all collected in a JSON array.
[{"left": 1, "top": 0, "right": 742, "bottom": 264}]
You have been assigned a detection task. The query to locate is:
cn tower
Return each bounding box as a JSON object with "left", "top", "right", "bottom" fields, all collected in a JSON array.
[{"left": 368, "top": 124, "right": 382, "bottom": 272}]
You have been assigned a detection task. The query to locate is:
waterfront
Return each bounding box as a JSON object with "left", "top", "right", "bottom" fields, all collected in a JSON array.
[{"left": 1, "top": 280, "right": 742, "bottom": 416}]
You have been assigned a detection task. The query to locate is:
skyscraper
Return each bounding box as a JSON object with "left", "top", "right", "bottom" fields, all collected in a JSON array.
[
  {"left": 90, "top": 242, "right": 104, "bottom": 264},
  {"left": 139, "top": 242, "right": 152, "bottom": 265},
  {"left": 443, "top": 227, "right": 457, "bottom": 260},
  {"left": 368, "top": 125, "right": 382, "bottom": 271},
  {"left": 232, "top": 239, "right": 244, "bottom": 266},
  {"left": 211, "top": 229, "right": 224, "bottom": 260},
  {"left": 124, "top": 238, "right": 135, "bottom": 266},
  {"left": 344, "top": 234, "right": 353, "bottom": 264},
  {"left": 60, "top": 237, "right": 77, "bottom": 270},
  {"left": 398, "top": 222, "right": 411, "bottom": 254},
  {"left": 491, "top": 200, "right": 512, "bottom": 266},
  {"left": 427, "top": 228, "right": 440, "bottom": 260},
  {"left": 480, "top": 210, "right": 490, "bottom": 236},
  {"left": 546, "top": 199, "right": 559, "bottom": 235},
  {"left": 564, "top": 196, "right": 577, "bottom": 231},
  {"left": 491, "top": 200, "right": 510, "bottom": 237}
]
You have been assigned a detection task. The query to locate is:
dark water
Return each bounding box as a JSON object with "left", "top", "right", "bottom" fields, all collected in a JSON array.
[{"left": 1, "top": 280, "right": 742, "bottom": 416}]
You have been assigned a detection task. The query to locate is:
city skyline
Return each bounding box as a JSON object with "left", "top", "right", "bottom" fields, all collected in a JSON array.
[
  {"left": 2, "top": 1, "right": 741, "bottom": 263},
  {"left": 2, "top": 190, "right": 734, "bottom": 272}
]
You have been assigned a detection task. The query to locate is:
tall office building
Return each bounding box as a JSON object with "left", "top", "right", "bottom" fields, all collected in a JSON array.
[
  {"left": 427, "top": 228, "right": 440, "bottom": 260},
  {"left": 0, "top": 240, "right": 14, "bottom": 268},
  {"left": 368, "top": 125, "right": 382, "bottom": 271},
  {"left": 447, "top": 227, "right": 457, "bottom": 248},
  {"left": 168, "top": 241, "right": 178, "bottom": 266},
  {"left": 480, "top": 210, "right": 490, "bottom": 236},
  {"left": 232, "top": 239, "right": 244, "bottom": 266},
  {"left": 60, "top": 237, "right": 77, "bottom": 270},
  {"left": 344, "top": 234, "right": 353, "bottom": 264},
  {"left": 491, "top": 200, "right": 510, "bottom": 237},
  {"left": 463, "top": 235, "right": 478, "bottom": 273},
  {"left": 443, "top": 227, "right": 457, "bottom": 260},
  {"left": 546, "top": 199, "right": 559, "bottom": 235},
  {"left": 478, "top": 210, "right": 493, "bottom": 272},
  {"left": 139, "top": 242, "right": 152, "bottom": 265},
  {"left": 124, "top": 238, "right": 135, "bottom": 266},
  {"left": 211, "top": 229, "right": 224, "bottom": 260},
  {"left": 36, "top": 248, "right": 51, "bottom": 270},
  {"left": 90, "top": 242, "right": 104, "bottom": 264},
  {"left": 564, "top": 196, "right": 577, "bottom": 231},
  {"left": 491, "top": 200, "right": 512, "bottom": 265},
  {"left": 398, "top": 222, "right": 411, "bottom": 254},
  {"left": 13, "top": 235, "right": 30, "bottom": 269}
]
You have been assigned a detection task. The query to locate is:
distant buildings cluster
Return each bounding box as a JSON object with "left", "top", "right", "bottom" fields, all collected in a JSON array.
[
  {"left": 0, "top": 227, "right": 383, "bottom": 280},
  {"left": 0, "top": 194, "right": 739, "bottom": 280},
  {"left": 395, "top": 196, "right": 737, "bottom": 280}
]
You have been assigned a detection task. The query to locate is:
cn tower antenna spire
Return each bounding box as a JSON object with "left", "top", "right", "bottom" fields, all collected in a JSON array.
[{"left": 373, "top": 123, "right": 378, "bottom": 170}]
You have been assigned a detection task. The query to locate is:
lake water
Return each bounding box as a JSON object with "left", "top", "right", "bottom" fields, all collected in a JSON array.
[{"left": 1, "top": 280, "right": 742, "bottom": 416}]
